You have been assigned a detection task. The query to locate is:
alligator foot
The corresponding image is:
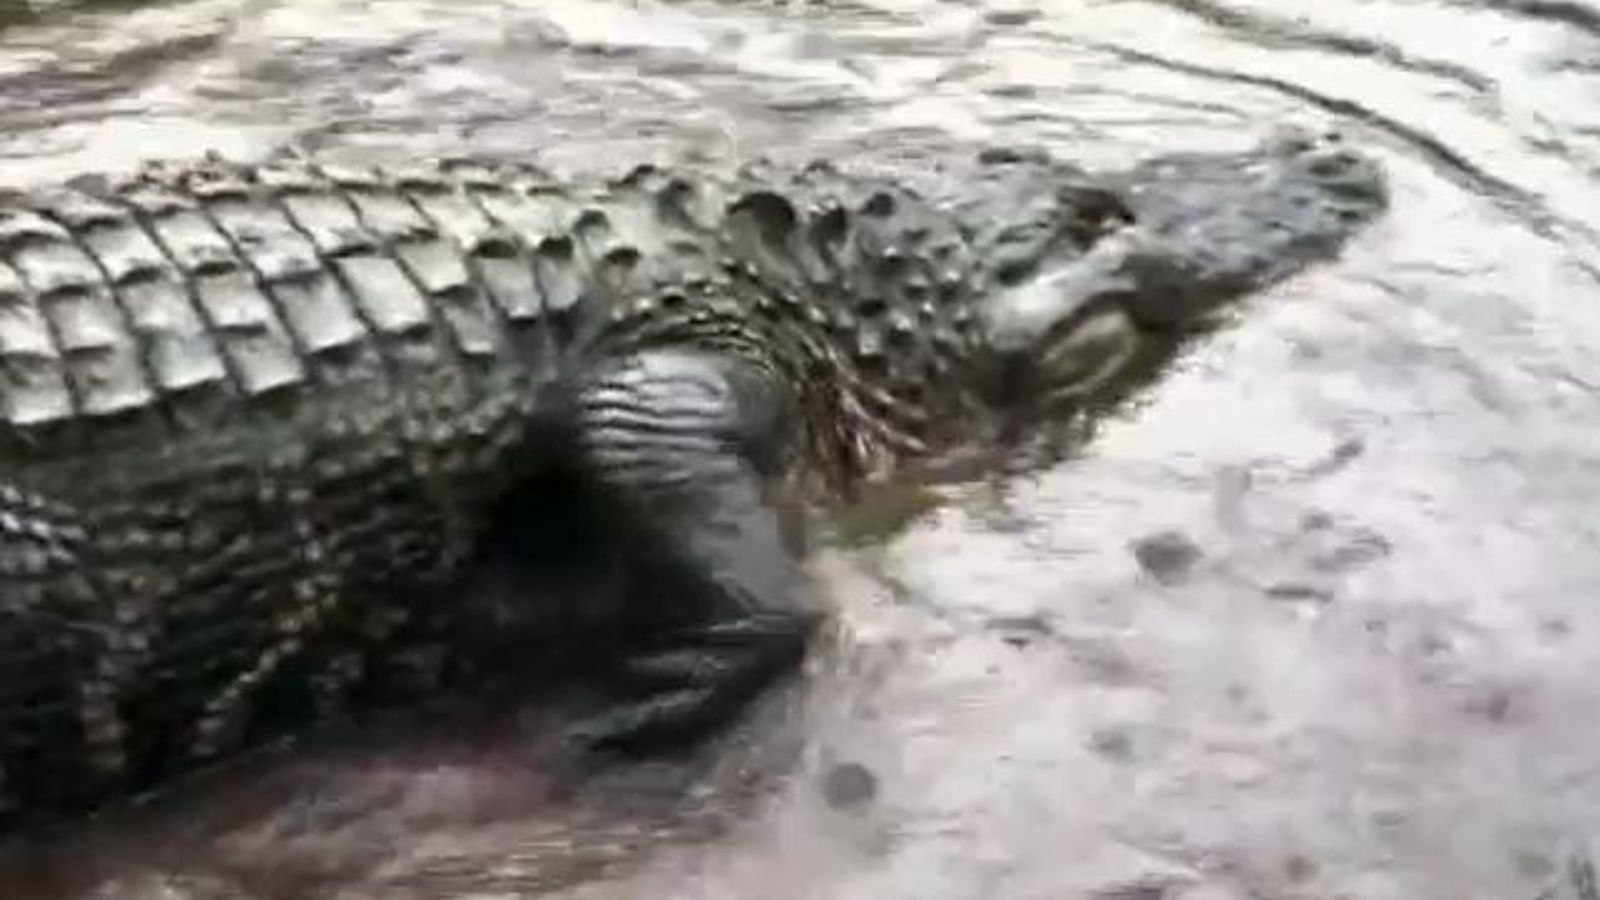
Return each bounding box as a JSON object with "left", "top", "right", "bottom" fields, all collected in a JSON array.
[
  {"left": 557, "top": 348, "right": 820, "bottom": 757},
  {"left": 562, "top": 613, "right": 812, "bottom": 754}
]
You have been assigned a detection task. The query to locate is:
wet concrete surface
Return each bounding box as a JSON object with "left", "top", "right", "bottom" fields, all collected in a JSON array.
[{"left": 3, "top": 0, "right": 1600, "bottom": 897}]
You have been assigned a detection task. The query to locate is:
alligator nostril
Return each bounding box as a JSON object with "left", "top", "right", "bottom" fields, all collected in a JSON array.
[{"left": 1308, "top": 150, "right": 1361, "bottom": 179}]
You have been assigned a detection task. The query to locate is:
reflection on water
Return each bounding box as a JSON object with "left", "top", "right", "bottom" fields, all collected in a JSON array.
[{"left": 3, "top": 0, "right": 1600, "bottom": 897}]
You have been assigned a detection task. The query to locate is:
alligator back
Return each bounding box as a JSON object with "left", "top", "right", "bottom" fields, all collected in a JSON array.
[{"left": 0, "top": 152, "right": 744, "bottom": 817}]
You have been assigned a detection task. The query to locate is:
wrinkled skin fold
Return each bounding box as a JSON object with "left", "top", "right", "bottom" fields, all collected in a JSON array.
[{"left": 0, "top": 125, "right": 1386, "bottom": 829}]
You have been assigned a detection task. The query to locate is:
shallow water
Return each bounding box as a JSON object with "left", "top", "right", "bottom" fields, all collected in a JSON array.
[{"left": 2, "top": 0, "right": 1600, "bottom": 897}]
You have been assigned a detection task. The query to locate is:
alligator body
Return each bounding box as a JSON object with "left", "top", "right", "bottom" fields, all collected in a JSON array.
[{"left": 0, "top": 127, "right": 1387, "bottom": 825}]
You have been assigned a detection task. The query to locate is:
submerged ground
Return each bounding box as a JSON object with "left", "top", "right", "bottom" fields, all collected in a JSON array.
[{"left": 3, "top": 0, "right": 1600, "bottom": 897}]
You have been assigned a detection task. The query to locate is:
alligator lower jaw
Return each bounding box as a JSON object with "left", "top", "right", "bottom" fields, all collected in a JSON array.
[{"left": 1034, "top": 305, "right": 1143, "bottom": 408}]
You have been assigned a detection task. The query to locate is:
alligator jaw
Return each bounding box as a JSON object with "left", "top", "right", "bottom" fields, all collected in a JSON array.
[{"left": 978, "top": 126, "right": 1389, "bottom": 412}]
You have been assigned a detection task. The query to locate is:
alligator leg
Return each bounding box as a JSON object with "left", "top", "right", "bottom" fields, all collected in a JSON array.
[{"left": 560, "top": 348, "right": 819, "bottom": 753}]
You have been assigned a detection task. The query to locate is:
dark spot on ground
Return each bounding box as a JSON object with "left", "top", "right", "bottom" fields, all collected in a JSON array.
[
  {"left": 1089, "top": 728, "right": 1134, "bottom": 761},
  {"left": 1130, "top": 530, "right": 1203, "bottom": 584},
  {"left": 1090, "top": 877, "right": 1178, "bottom": 900},
  {"left": 983, "top": 7, "right": 1043, "bottom": 26},
  {"left": 1264, "top": 580, "right": 1336, "bottom": 604},
  {"left": 988, "top": 613, "right": 1056, "bottom": 646},
  {"left": 1285, "top": 853, "right": 1319, "bottom": 882},
  {"left": 1310, "top": 528, "right": 1392, "bottom": 572},
  {"left": 820, "top": 762, "right": 877, "bottom": 809}
]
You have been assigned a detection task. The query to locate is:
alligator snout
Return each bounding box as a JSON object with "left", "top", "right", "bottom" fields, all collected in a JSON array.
[{"left": 976, "top": 126, "right": 1388, "bottom": 412}]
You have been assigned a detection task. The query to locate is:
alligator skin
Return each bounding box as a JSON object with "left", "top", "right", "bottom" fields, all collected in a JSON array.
[{"left": 0, "top": 127, "right": 1387, "bottom": 826}]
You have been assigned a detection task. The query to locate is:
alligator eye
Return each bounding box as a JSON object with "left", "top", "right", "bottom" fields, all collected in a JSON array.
[
  {"left": 1063, "top": 190, "right": 1136, "bottom": 248},
  {"left": 994, "top": 261, "right": 1031, "bottom": 286}
]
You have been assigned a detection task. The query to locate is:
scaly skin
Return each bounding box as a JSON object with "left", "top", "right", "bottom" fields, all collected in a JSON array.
[{"left": 0, "top": 126, "right": 1386, "bottom": 826}]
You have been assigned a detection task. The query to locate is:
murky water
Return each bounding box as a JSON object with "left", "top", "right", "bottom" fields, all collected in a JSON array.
[{"left": 2, "top": 0, "right": 1600, "bottom": 897}]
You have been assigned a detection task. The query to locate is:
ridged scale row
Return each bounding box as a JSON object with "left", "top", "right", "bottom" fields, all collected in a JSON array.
[{"left": 0, "top": 155, "right": 715, "bottom": 456}]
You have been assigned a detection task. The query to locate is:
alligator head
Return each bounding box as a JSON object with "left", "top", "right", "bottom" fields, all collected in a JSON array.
[{"left": 965, "top": 127, "right": 1388, "bottom": 418}]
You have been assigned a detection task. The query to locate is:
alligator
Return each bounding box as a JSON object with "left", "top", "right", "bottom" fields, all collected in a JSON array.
[{"left": 0, "top": 125, "right": 1386, "bottom": 826}]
